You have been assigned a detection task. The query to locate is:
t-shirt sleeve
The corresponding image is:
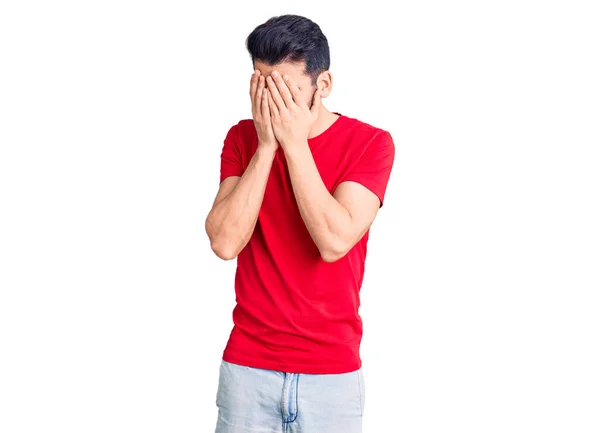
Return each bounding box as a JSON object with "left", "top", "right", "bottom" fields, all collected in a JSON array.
[
  {"left": 339, "top": 130, "right": 395, "bottom": 207},
  {"left": 219, "top": 123, "right": 244, "bottom": 184}
]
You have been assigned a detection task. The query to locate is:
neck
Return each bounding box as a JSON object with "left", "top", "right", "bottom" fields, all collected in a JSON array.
[{"left": 308, "top": 106, "right": 340, "bottom": 139}]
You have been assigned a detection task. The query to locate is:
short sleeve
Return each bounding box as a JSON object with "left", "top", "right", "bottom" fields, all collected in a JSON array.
[
  {"left": 219, "top": 123, "right": 244, "bottom": 184},
  {"left": 340, "top": 130, "right": 395, "bottom": 207}
]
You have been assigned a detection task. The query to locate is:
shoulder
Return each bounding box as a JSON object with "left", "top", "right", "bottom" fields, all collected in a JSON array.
[
  {"left": 341, "top": 114, "right": 395, "bottom": 153},
  {"left": 224, "top": 118, "right": 257, "bottom": 150},
  {"left": 229, "top": 118, "right": 255, "bottom": 136}
]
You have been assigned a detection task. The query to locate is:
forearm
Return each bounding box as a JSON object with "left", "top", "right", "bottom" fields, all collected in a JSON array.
[
  {"left": 284, "top": 142, "right": 353, "bottom": 261},
  {"left": 206, "top": 146, "right": 276, "bottom": 259}
]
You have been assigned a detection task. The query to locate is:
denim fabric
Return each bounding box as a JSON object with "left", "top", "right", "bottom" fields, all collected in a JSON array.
[{"left": 214, "top": 359, "right": 365, "bottom": 433}]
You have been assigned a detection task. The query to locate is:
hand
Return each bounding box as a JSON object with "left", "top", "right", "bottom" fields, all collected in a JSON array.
[
  {"left": 250, "top": 70, "right": 278, "bottom": 153},
  {"left": 265, "top": 70, "right": 321, "bottom": 150}
]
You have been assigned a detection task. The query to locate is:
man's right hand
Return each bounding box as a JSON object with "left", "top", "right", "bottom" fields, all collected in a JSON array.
[
  {"left": 206, "top": 71, "right": 280, "bottom": 260},
  {"left": 250, "top": 70, "right": 278, "bottom": 152}
]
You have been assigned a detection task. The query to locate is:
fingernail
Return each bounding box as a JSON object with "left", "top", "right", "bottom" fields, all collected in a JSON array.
[
  {"left": 272, "top": 71, "right": 278, "bottom": 77},
  {"left": 283, "top": 75, "right": 289, "bottom": 80}
]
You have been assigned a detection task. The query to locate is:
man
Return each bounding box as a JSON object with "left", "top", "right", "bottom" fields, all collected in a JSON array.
[{"left": 205, "top": 14, "right": 395, "bottom": 433}]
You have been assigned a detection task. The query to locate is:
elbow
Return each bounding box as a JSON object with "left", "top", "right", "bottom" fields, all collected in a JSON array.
[
  {"left": 319, "top": 240, "right": 350, "bottom": 263},
  {"left": 206, "top": 215, "right": 239, "bottom": 261},
  {"left": 321, "top": 252, "right": 342, "bottom": 263},
  {"left": 210, "top": 239, "right": 239, "bottom": 261}
]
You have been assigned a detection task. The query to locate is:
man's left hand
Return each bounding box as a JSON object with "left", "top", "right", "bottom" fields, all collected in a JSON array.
[{"left": 265, "top": 70, "right": 321, "bottom": 150}]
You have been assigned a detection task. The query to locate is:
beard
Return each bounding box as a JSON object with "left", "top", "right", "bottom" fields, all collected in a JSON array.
[{"left": 308, "top": 87, "right": 318, "bottom": 110}]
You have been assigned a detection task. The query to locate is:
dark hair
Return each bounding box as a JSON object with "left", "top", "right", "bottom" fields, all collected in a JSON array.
[{"left": 245, "top": 14, "right": 330, "bottom": 87}]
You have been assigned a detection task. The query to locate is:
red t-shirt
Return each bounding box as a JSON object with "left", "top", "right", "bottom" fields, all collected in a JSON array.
[{"left": 218, "top": 112, "right": 395, "bottom": 374}]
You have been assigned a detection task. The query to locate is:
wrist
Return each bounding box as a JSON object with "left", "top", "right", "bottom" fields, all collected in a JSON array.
[
  {"left": 256, "top": 143, "right": 278, "bottom": 160},
  {"left": 282, "top": 139, "right": 309, "bottom": 157}
]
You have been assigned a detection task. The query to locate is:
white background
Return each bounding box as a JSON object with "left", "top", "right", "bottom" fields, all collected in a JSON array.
[{"left": 1, "top": 1, "right": 599, "bottom": 432}]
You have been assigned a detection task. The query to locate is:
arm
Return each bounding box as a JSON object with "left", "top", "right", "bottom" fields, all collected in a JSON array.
[
  {"left": 205, "top": 69, "right": 279, "bottom": 260},
  {"left": 263, "top": 70, "right": 395, "bottom": 262},
  {"left": 205, "top": 146, "right": 276, "bottom": 260},
  {"left": 284, "top": 144, "right": 381, "bottom": 262}
]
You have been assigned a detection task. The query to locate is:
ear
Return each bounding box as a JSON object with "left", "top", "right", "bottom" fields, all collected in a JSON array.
[{"left": 317, "top": 71, "right": 333, "bottom": 98}]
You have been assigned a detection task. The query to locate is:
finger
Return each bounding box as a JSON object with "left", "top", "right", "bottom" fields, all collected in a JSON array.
[
  {"left": 261, "top": 85, "right": 270, "bottom": 120},
  {"left": 271, "top": 72, "right": 295, "bottom": 109},
  {"left": 255, "top": 86, "right": 263, "bottom": 118},
  {"left": 250, "top": 69, "right": 259, "bottom": 101},
  {"left": 266, "top": 88, "right": 279, "bottom": 119},
  {"left": 266, "top": 75, "right": 287, "bottom": 113},
  {"left": 254, "top": 75, "right": 265, "bottom": 112},
  {"left": 251, "top": 71, "right": 260, "bottom": 118},
  {"left": 283, "top": 75, "right": 303, "bottom": 106}
]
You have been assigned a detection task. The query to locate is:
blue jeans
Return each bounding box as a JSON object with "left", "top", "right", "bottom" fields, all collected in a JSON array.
[{"left": 214, "top": 359, "right": 365, "bottom": 433}]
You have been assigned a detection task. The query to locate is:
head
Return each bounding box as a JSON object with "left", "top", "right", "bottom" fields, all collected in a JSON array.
[{"left": 245, "top": 14, "right": 333, "bottom": 110}]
